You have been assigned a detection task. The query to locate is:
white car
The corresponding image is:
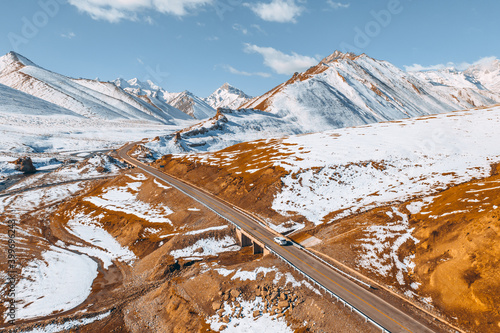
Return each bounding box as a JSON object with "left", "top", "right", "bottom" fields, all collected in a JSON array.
[{"left": 273, "top": 237, "right": 288, "bottom": 246}]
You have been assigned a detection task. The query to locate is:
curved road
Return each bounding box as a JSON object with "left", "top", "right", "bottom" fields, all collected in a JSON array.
[{"left": 118, "top": 143, "right": 436, "bottom": 333}]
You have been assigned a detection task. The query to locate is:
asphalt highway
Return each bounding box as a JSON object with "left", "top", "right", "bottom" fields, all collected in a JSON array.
[{"left": 117, "top": 142, "right": 436, "bottom": 333}]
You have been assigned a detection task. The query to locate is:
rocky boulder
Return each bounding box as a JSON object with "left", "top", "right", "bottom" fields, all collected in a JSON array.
[{"left": 11, "top": 157, "right": 36, "bottom": 174}]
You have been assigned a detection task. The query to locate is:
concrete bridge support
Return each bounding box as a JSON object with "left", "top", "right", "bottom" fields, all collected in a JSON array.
[{"left": 235, "top": 229, "right": 269, "bottom": 255}]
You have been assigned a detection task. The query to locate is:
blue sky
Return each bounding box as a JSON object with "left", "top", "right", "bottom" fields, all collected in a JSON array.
[{"left": 1, "top": 0, "right": 499, "bottom": 97}]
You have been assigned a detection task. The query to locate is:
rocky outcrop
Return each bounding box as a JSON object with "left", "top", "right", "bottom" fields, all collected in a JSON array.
[{"left": 11, "top": 157, "right": 36, "bottom": 174}]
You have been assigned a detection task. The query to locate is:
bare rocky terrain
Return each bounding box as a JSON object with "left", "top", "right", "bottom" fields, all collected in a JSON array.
[
  {"left": 150, "top": 130, "right": 500, "bottom": 333},
  {"left": 0, "top": 157, "right": 378, "bottom": 333}
]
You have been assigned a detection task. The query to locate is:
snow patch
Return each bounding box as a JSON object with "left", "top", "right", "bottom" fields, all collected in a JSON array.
[
  {"left": 19, "top": 311, "right": 111, "bottom": 333},
  {"left": 66, "top": 213, "right": 136, "bottom": 269},
  {"left": 170, "top": 236, "right": 240, "bottom": 259},
  {"left": 84, "top": 181, "right": 173, "bottom": 224},
  {"left": 11, "top": 246, "right": 98, "bottom": 320},
  {"left": 357, "top": 208, "right": 419, "bottom": 286},
  {"left": 208, "top": 297, "right": 292, "bottom": 333}
]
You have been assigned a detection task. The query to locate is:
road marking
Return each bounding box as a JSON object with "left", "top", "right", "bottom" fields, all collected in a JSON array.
[
  {"left": 118, "top": 146, "right": 427, "bottom": 333},
  {"left": 211, "top": 204, "right": 413, "bottom": 333}
]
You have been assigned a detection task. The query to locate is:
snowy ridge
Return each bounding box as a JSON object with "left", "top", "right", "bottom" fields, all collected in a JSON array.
[
  {"left": 166, "top": 90, "right": 217, "bottom": 119},
  {"left": 145, "top": 108, "right": 303, "bottom": 157},
  {"left": 464, "top": 57, "right": 500, "bottom": 92},
  {"left": 204, "top": 83, "right": 253, "bottom": 109},
  {"left": 114, "top": 78, "right": 216, "bottom": 120},
  {"left": 241, "top": 51, "right": 500, "bottom": 133},
  {"left": 0, "top": 52, "right": 188, "bottom": 124},
  {"left": 112, "top": 78, "right": 192, "bottom": 120}
]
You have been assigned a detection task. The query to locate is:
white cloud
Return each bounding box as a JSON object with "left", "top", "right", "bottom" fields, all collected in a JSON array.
[
  {"left": 251, "top": 24, "right": 266, "bottom": 34},
  {"left": 327, "top": 1, "right": 350, "bottom": 9},
  {"left": 67, "top": 0, "right": 213, "bottom": 23},
  {"left": 61, "top": 32, "right": 76, "bottom": 39},
  {"left": 404, "top": 56, "right": 498, "bottom": 72},
  {"left": 232, "top": 23, "right": 248, "bottom": 35},
  {"left": 243, "top": 44, "right": 319, "bottom": 75},
  {"left": 222, "top": 65, "right": 271, "bottom": 78},
  {"left": 247, "top": 0, "right": 305, "bottom": 23}
]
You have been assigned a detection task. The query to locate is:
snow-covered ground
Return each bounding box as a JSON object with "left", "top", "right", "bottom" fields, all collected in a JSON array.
[
  {"left": 84, "top": 178, "right": 174, "bottom": 224},
  {"left": 180, "top": 105, "right": 500, "bottom": 225},
  {"left": 208, "top": 297, "right": 293, "bottom": 333},
  {"left": 13, "top": 246, "right": 98, "bottom": 320},
  {"left": 65, "top": 213, "right": 136, "bottom": 269},
  {"left": 0, "top": 112, "right": 185, "bottom": 155},
  {"left": 0, "top": 155, "right": 63, "bottom": 181},
  {"left": 270, "top": 106, "right": 500, "bottom": 224},
  {"left": 19, "top": 311, "right": 111, "bottom": 333},
  {"left": 0, "top": 182, "right": 86, "bottom": 218},
  {"left": 357, "top": 208, "right": 419, "bottom": 286},
  {"left": 40, "top": 154, "right": 127, "bottom": 182},
  {"left": 207, "top": 264, "right": 321, "bottom": 332},
  {"left": 170, "top": 236, "right": 240, "bottom": 259}
]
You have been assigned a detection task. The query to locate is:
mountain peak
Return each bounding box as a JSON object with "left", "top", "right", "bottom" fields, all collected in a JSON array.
[
  {"left": 0, "top": 51, "right": 37, "bottom": 73},
  {"left": 221, "top": 82, "right": 237, "bottom": 91},
  {"left": 205, "top": 83, "right": 252, "bottom": 110},
  {"left": 320, "top": 50, "right": 359, "bottom": 65}
]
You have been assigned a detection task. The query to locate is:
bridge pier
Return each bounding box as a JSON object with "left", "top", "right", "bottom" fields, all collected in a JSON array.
[
  {"left": 235, "top": 229, "right": 269, "bottom": 255},
  {"left": 253, "top": 242, "right": 264, "bottom": 254}
]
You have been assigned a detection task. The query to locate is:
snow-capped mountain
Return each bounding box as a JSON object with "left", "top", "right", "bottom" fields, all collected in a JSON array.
[
  {"left": 240, "top": 51, "right": 500, "bottom": 132},
  {"left": 204, "top": 83, "right": 253, "bottom": 109},
  {"left": 166, "top": 90, "right": 217, "bottom": 119},
  {"left": 409, "top": 57, "right": 500, "bottom": 95},
  {"left": 114, "top": 78, "right": 216, "bottom": 120},
  {"left": 0, "top": 52, "right": 189, "bottom": 124},
  {"left": 144, "top": 51, "right": 500, "bottom": 158},
  {"left": 464, "top": 57, "right": 500, "bottom": 92},
  {"left": 112, "top": 78, "right": 192, "bottom": 121}
]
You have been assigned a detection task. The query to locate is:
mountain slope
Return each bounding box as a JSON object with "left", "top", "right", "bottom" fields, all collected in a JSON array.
[
  {"left": 152, "top": 104, "right": 500, "bottom": 333},
  {"left": 0, "top": 52, "right": 187, "bottom": 124},
  {"left": 0, "top": 83, "right": 82, "bottom": 117},
  {"left": 464, "top": 57, "right": 500, "bottom": 92},
  {"left": 166, "top": 90, "right": 217, "bottom": 119},
  {"left": 145, "top": 108, "right": 303, "bottom": 157},
  {"left": 114, "top": 78, "right": 216, "bottom": 120},
  {"left": 204, "top": 83, "right": 252, "bottom": 109},
  {"left": 156, "top": 104, "right": 500, "bottom": 226},
  {"left": 113, "top": 78, "right": 192, "bottom": 121},
  {"left": 240, "top": 51, "right": 500, "bottom": 132}
]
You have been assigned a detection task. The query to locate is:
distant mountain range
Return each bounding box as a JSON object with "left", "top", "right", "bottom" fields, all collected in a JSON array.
[
  {"left": 1, "top": 50, "right": 500, "bottom": 156},
  {"left": 145, "top": 51, "right": 500, "bottom": 156},
  {"left": 0, "top": 52, "right": 224, "bottom": 124},
  {"left": 241, "top": 51, "right": 500, "bottom": 132}
]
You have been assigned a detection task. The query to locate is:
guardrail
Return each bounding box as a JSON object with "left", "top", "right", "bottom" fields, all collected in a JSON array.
[
  {"left": 265, "top": 245, "right": 391, "bottom": 333},
  {"left": 120, "top": 150, "right": 391, "bottom": 332},
  {"left": 301, "top": 246, "right": 373, "bottom": 289}
]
